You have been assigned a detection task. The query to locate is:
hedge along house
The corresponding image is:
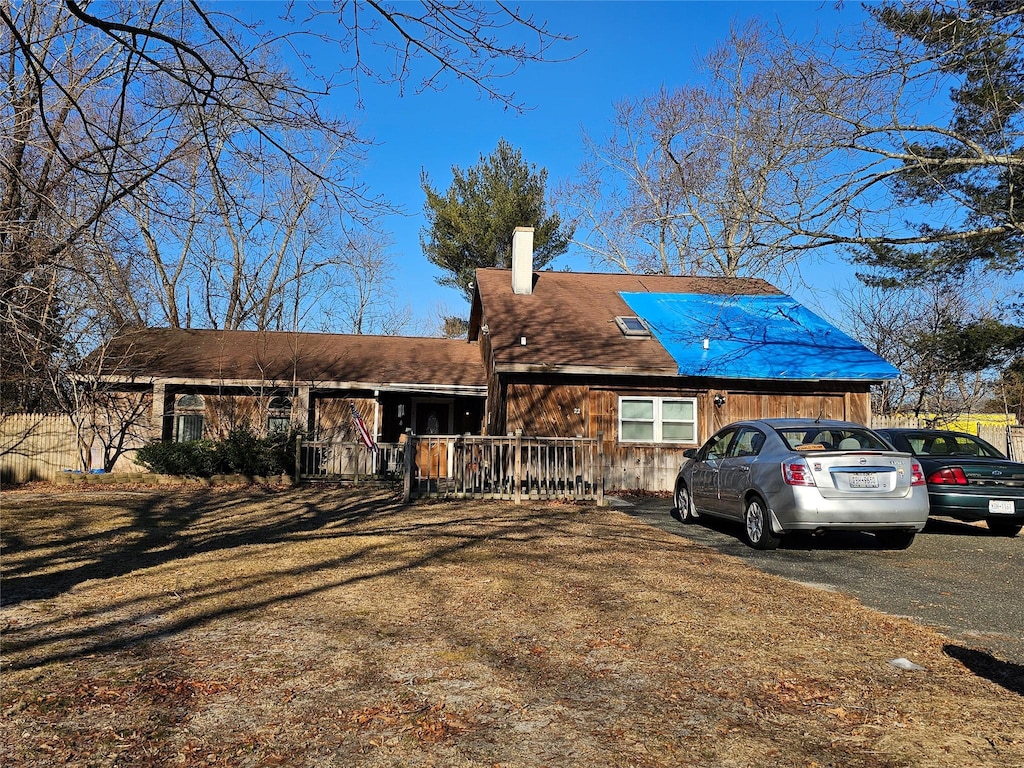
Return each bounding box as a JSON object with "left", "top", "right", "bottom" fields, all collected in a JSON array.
[
  {"left": 86, "top": 328, "right": 487, "bottom": 472},
  {"left": 467, "top": 228, "right": 900, "bottom": 491}
]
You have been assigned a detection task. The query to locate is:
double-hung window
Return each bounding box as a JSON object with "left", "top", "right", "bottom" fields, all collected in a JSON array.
[
  {"left": 267, "top": 395, "right": 293, "bottom": 434},
  {"left": 619, "top": 397, "right": 697, "bottom": 443},
  {"left": 174, "top": 394, "right": 205, "bottom": 442}
]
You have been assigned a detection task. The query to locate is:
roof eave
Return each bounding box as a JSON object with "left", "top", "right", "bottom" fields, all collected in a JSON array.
[
  {"left": 494, "top": 363, "right": 679, "bottom": 377},
  {"left": 87, "top": 374, "right": 487, "bottom": 394}
]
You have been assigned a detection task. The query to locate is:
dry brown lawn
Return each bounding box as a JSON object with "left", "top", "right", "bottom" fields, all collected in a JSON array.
[{"left": 1, "top": 484, "right": 1022, "bottom": 768}]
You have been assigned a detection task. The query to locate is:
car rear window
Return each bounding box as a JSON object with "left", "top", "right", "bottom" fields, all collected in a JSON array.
[
  {"left": 774, "top": 427, "right": 890, "bottom": 452},
  {"left": 905, "top": 432, "right": 1004, "bottom": 458}
]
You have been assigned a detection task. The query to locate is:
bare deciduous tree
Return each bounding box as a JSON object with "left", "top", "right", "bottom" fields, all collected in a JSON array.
[
  {"left": 555, "top": 21, "right": 875, "bottom": 281},
  {"left": 837, "top": 275, "right": 1012, "bottom": 419},
  {"left": 2, "top": 0, "right": 573, "bottom": 413},
  {"left": 320, "top": 230, "right": 413, "bottom": 335},
  {"left": 760, "top": 1, "right": 1024, "bottom": 278}
]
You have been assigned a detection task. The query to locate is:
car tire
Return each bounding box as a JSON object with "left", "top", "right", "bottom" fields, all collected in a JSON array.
[
  {"left": 986, "top": 518, "right": 1022, "bottom": 537},
  {"left": 875, "top": 530, "right": 916, "bottom": 550},
  {"left": 743, "top": 496, "right": 780, "bottom": 550},
  {"left": 673, "top": 483, "right": 698, "bottom": 523}
]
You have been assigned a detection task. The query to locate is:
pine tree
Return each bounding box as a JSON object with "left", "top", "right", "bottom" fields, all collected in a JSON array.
[
  {"left": 420, "top": 139, "right": 573, "bottom": 302},
  {"left": 856, "top": 0, "right": 1023, "bottom": 284}
]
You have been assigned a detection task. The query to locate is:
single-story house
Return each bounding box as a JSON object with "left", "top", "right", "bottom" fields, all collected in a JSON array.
[
  {"left": 85, "top": 227, "right": 899, "bottom": 489},
  {"left": 85, "top": 330, "right": 487, "bottom": 473}
]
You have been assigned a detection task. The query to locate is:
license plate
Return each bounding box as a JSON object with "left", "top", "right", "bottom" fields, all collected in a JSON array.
[
  {"left": 989, "top": 499, "right": 1015, "bottom": 514},
  {"left": 849, "top": 473, "right": 879, "bottom": 489}
]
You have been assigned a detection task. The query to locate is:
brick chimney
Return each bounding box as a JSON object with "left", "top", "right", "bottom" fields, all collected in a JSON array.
[{"left": 511, "top": 226, "right": 534, "bottom": 295}]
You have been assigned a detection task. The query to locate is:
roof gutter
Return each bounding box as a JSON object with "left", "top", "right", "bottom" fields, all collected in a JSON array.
[{"left": 84, "top": 375, "right": 487, "bottom": 396}]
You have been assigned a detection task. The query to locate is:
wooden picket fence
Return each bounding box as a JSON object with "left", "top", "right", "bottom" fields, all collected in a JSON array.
[
  {"left": 1007, "top": 425, "right": 1024, "bottom": 462},
  {"left": 0, "top": 413, "right": 84, "bottom": 483}
]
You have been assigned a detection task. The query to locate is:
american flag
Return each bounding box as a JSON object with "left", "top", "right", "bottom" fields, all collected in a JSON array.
[{"left": 350, "top": 403, "right": 377, "bottom": 451}]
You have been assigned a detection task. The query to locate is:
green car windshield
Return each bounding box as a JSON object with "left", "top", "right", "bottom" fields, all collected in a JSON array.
[{"left": 775, "top": 427, "right": 890, "bottom": 452}]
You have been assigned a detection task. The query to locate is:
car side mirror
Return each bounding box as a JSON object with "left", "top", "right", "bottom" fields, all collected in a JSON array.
[{"left": 683, "top": 448, "right": 697, "bottom": 459}]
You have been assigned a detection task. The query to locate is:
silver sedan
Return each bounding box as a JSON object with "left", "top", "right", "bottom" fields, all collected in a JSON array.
[{"left": 674, "top": 419, "right": 930, "bottom": 550}]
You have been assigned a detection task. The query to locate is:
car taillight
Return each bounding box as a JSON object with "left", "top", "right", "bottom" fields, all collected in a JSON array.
[
  {"left": 911, "top": 460, "right": 926, "bottom": 486},
  {"left": 927, "top": 466, "right": 968, "bottom": 485},
  {"left": 783, "top": 459, "right": 816, "bottom": 486}
]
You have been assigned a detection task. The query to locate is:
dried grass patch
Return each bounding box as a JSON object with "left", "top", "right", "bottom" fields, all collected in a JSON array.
[{"left": 2, "top": 485, "right": 1022, "bottom": 767}]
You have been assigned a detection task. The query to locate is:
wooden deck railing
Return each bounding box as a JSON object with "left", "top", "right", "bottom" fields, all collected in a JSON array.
[
  {"left": 296, "top": 440, "right": 404, "bottom": 481},
  {"left": 296, "top": 433, "right": 605, "bottom": 505}
]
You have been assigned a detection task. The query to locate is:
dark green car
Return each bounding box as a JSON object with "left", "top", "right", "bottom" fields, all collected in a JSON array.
[{"left": 874, "top": 428, "right": 1024, "bottom": 537}]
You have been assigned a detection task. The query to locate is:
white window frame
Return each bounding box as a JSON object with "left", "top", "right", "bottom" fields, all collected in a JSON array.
[
  {"left": 174, "top": 394, "right": 205, "bottom": 443},
  {"left": 618, "top": 396, "right": 698, "bottom": 444}
]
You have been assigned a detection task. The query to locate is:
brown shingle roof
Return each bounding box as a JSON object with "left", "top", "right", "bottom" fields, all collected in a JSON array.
[
  {"left": 470, "top": 270, "right": 782, "bottom": 374},
  {"left": 93, "top": 328, "right": 485, "bottom": 390}
]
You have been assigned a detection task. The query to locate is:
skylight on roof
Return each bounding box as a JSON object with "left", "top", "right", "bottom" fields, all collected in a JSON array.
[{"left": 614, "top": 316, "right": 651, "bottom": 337}]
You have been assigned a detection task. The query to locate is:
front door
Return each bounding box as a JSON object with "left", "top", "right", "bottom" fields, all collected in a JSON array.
[
  {"left": 413, "top": 400, "right": 452, "bottom": 480},
  {"left": 691, "top": 428, "right": 737, "bottom": 514},
  {"left": 414, "top": 400, "right": 451, "bottom": 435},
  {"left": 717, "top": 427, "right": 766, "bottom": 519}
]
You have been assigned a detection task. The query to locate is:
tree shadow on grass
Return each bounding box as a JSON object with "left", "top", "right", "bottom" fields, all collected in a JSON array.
[
  {"left": 0, "top": 486, "right": 599, "bottom": 671},
  {"left": 1, "top": 486, "right": 403, "bottom": 607},
  {"left": 944, "top": 644, "right": 1024, "bottom": 696}
]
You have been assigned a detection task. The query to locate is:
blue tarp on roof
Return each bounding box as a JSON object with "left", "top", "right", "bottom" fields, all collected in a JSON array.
[{"left": 619, "top": 292, "right": 900, "bottom": 381}]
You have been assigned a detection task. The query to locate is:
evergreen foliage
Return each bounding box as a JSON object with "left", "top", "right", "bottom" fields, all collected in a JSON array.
[
  {"left": 856, "top": 0, "right": 1024, "bottom": 284},
  {"left": 420, "top": 139, "right": 573, "bottom": 302},
  {"left": 136, "top": 427, "right": 296, "bottom": 477}
]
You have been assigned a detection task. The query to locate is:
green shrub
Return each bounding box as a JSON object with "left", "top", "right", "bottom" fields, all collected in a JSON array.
[
  {"left": 136, "top": 428, "right": 298, "bottom": 478},
  {"left": 136, "top": 440, "right": 217, "bottom": 477}
]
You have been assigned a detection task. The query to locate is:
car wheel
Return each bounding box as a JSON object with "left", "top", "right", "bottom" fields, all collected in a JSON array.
[
  {"left": 673, "top": 483, "right": 698, "bottom": 523},
  {"left": 986, "top": 518, "right": 1022, "bottom": 537},
  {"left": 875, "top": 530, "right": 916, "bottom": 550},
  {"left": 743, "top": 496, "right": 779, "bottom": 550}
]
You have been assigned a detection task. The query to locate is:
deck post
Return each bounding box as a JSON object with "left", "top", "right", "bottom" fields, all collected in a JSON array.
[
  {"left": 402, "top": 430, "right": 414, "bottom": 503},
  {"left": 513, "top": 430, "right": 523, "bottom": 505},
  {"left": 294, "top": 436, "right": 303, "bottom": 483},
  {"left": 596, "top": 431, "right": 605, "bottom": 507}
]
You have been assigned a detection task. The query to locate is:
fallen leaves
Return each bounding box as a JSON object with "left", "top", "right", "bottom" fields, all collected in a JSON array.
[{"left": 345, "top": 698, "right": 476, "bottom": 745}]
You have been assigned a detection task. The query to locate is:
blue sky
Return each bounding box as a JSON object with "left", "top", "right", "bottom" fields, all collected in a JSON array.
[{"left": 247, "top": 1, "right": 877, "bottom": 329}]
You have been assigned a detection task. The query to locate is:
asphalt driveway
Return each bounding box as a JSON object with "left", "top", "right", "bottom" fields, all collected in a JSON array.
[{"left": 616, "top": 496, "right": 1024, "bottom": 667}]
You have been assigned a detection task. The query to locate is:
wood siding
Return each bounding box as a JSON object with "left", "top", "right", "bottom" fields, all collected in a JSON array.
[
  {"left": 506, "top": 383, "right": 589, "bottom": 437},
  {"left": 498, "top": 378, "right": 874, "bottom": 492},
  {"left": 315, "top": 396, "right": 376, "bottom": 442}
]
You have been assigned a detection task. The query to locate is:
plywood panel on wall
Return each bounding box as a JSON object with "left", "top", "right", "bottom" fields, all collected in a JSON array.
[
  {"left": 316, "top": 397, "right": 375, "bottom": 441},
  {"left": 205, "top": 395, "right": 264, "bottom": 438},
  {"left": 588, "top": 389, "right": 618, "bottom": 450},
  {"left": 715, "top": 392, "right": 848, "bottom": 425},
  {"left": 506, "top": 384, "right": 589, "bottom": 437}
]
